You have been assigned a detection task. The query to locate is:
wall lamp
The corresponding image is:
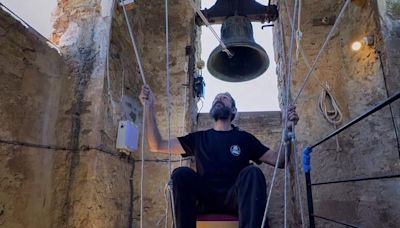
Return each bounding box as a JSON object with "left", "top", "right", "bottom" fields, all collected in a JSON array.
[{"left": 351, "top": 34, "right": 374, "bottom": 51}]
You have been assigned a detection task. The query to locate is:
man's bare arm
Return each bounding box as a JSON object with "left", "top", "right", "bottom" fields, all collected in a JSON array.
[
  {"left": 259, "top": 145, "right": 288, "bottom": 168},
  {"left": 139, "top": 85, "right": 185, "bottom": 155},
  {"left": 259, "top": 104, "right": 299, "bottom": 168}
]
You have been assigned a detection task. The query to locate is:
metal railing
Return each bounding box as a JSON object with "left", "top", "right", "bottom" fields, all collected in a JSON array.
[{"left": 302, "top": 90, "right": 400, "bottom": 228}]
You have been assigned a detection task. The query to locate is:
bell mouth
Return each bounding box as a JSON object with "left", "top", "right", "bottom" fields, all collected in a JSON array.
[{"left": 207, "top": 42, "right": 270, "bottom": 82}]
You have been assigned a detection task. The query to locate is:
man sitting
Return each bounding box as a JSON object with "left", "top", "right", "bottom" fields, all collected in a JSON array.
[{"left": 139, "top": 85, "right": 299, "bottom": 228}]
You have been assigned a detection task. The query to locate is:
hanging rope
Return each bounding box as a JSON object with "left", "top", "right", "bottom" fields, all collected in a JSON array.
[
  {"left": 261, "top": 0, "right": 299, "bottom": 226},
  {"left": 293, "top": 0, "right": 351, "bottom": 104},
  {"left": 295, "top": 0, "right": 302, "bottom": 62},
  {"left": 121, "top": 2, "right": 147, "bottom": 85},
  {"left": 281, "top": 1, "right": 348, "bottom": 223},
  {"left": 284, "top": 0, "right": 343, "bottom": 151},
  {"left": 261, "top": 140, "right": 283, "bottom": 227},
  {"left": 164, "top": 0, "right": 177, "bottom": 228},
  {"left": 187, "top": 0, "right": 233, "bottom": 57},
  {"left": 290, "top": 132, "right": 306, "bottom": 228},
  {"left": 261, "top": 12, "right": 287, "bottom": 228},
  {"left": 121, "top": 2, "right": 148, "bottom": 228},
  {"left": 283, "top": 0, "right": 327, "bottom": 92},
  {"left": 283, "top": 0, "right": 302, "bottom": 224}
]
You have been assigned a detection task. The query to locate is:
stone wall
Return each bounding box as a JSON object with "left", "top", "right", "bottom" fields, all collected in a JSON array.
[
  {"left": 106, "top": 0, "right": 199, "bottom": 226},
  {"left": 1, "top": 0, "right": 399, "bottom": 227},
  {"left": 276, "top": 0, "right": 400, "bottom": 227},
  {"left": 0, "top": 7, "right": 71, "bottom": 228},
  {"left": 54, "top": 0, "right": 199, "bottom": 226}
]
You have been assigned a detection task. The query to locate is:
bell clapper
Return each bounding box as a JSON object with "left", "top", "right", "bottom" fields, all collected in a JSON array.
[{"left": 223, "top": 49, "right": 235, "bottom": 58}]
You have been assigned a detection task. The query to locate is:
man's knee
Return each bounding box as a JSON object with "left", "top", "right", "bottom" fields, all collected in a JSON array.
[
  {"left": 239, "top": 166, "right": 266, "bottom": 185},
  {"left": 240, "top": 166, "right": 264, "bottom": 177},
  {"left": 171, "top": 167, "right": 197, "bottom": 183}
]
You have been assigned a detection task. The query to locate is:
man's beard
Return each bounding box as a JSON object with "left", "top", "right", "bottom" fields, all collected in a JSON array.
[{"left": 210, "top": 102, "right": 232, "bottom": 121}]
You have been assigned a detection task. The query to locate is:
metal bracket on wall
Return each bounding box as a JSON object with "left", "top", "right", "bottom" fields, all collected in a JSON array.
[
  {"left": 119, "top": 0, "right": 136, "bottom": 10},
  {"left": 195, "top": 0, "right": 278, "bottom": 26},
  {"left": 312, "top": 16, "right": 337, "bottom": 26}
]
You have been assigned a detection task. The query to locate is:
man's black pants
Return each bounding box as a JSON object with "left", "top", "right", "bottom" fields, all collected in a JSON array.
[{"left": 171, "top": 166, "right": 268, "bottom": 228}]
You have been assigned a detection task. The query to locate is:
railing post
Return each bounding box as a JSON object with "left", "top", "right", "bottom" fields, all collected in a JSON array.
[
  {"left": 302, "top": 147, "right": 315, "bottom": 228},
  {"left": 305, "top": 172, "right": 315, "bottom": 228}
]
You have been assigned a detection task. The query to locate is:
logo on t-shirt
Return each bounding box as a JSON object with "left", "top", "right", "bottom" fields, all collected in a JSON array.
[{"left": 230, "top": 145, "right": 241, "bottom": 156}]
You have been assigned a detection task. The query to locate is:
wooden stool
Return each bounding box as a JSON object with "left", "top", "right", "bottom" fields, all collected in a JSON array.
[{"left": 196, "top": 214, "right": 239, "bottom": 228}]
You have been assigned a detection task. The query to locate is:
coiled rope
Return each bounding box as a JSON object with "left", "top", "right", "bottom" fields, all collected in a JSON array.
[{"left": 318, "top": 86, "right": 343, "bottom": 151}]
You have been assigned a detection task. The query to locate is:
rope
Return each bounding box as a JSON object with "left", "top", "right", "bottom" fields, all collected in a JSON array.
[
  {"left": 120, "top": 2, "right": 148, "bottom": 228},
  {"left": 165, "top": 0, "right": 172, "bottom": 187},
  {"left": 139, "top": 110, "right": 146, "bottom": 228},
  {"left": 283, "top": 0, "right": 343, "bottom": 153},
  {"left": 282, "top": 0, "right": 327, "bottom": 91},
  {"left": 262, "top": 0, "right": 299, "bottom": 224},
  {"left": 318, "top": 86, "right": 343, "bottom": 151},
  {"left": 187, "top": 0, "right": 233, "bottom": 57},
  {"left": 164, "top": 0, "right": 177, "bottom": 227},
  {"left": 261, "top": 140, "right": 284, "bottom": 227},
  {"left": 121, "top": 1, "right": 147, "bottom": 85},
  {"left": 295, "top": 0, "right": 302, "bottom": 62},
  {"left": 293, "top": 0, "right": 351, "bottom": 104},
  {"left": 260, "top": 18, "right": 286, "bottom": 228},
  {"left": 283, "top": 0, "right": 301, "bottom": 225},
  {"left": 290, "top": 133, "right": 306, "bottom": 228},
  {"left": 284, "top": 141, "right": 289, "bottom": 228},
  {"left": 282, "top": 0, "right": 347, "bottom": 224}
]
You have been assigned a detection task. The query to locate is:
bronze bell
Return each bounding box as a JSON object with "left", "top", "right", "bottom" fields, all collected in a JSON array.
[{"left": 207, "top": 16, "right": 270, "bottom": 82}]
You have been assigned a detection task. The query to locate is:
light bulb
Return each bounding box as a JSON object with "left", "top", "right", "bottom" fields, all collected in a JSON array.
[{"left": 351, "top": 41, "right": 362, "bottom": 51}]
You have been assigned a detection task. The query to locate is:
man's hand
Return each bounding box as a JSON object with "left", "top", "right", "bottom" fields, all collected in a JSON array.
[
  {"left": 287, "top": 104, "right": 299, "bottom": 131},
  {"left": 139, "top": 84, "right": 154, "bottom": 107}
]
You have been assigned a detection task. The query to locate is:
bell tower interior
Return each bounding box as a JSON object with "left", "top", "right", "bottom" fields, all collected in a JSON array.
[{"left": 0, "top": 0, "right": 399, "bottom": 227}]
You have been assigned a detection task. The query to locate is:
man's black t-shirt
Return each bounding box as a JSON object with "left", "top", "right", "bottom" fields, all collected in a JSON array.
[{"left": 177, "top": 127, "right": 269, "bottom": 190}]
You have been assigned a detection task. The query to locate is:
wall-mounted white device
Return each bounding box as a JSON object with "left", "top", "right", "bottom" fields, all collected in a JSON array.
[{"left": 116, "top": 120, "right": 138, "bottom": 153}]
